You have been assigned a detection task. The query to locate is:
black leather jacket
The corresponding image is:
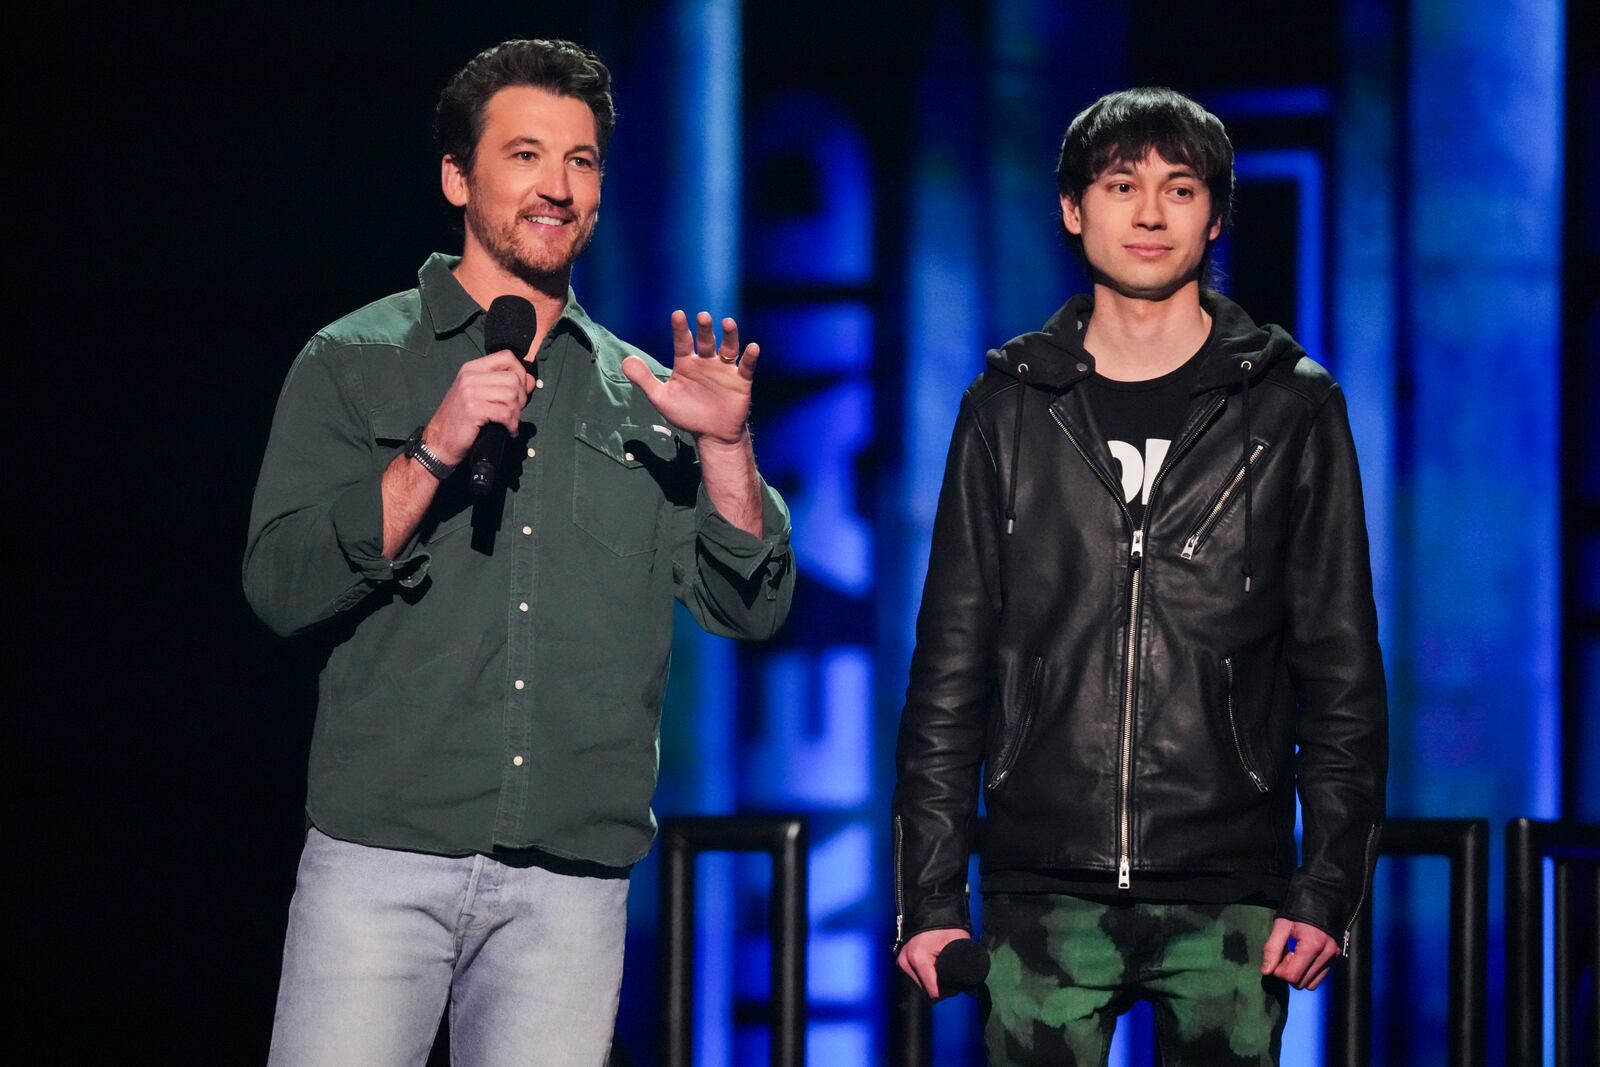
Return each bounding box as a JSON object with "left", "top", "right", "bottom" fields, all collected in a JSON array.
[{"left": 893, "top": 294, "right": 1387, "bottom": 951}]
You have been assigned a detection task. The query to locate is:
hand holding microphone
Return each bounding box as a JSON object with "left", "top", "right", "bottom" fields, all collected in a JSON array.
[
  {"left": 467, "top": 296, "right": 539, "bottom": 495},
  {"left": 416, "top": 296, "right": 538, "bottom": 488},
  {"left": 896, "top": 928, "right": 990, "bottom": 999}
]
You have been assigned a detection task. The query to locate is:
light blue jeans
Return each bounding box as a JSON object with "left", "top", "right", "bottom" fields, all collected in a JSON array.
[{"left": 267, "top": 827, "right": 629, "bottom": 1066}]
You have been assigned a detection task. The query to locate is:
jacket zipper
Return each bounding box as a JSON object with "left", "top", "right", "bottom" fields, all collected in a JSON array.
[
  {"left": 988, "top": 656, "right": 1044, "bottom": 790},
  {"left": 1341, "top": 822, "right": 1381, "bottom": 955},
  {"left": 1223, "top": 656, "right": 1267, "bottom": 792},
  {"left": 1118, "top": 532, "right": 1143, "bottom": 889},
  {"left": 893, "top": 814, "right": 905, "bottom": 949},
  {"left": 1181, "top": 442, "right": 1267, "bottom": 559},
  {"left": 1049, "top": 397, "right": 1222, "bottom": 891}
]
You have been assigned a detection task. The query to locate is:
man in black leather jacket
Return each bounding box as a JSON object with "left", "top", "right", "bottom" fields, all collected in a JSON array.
[{"left": 893, "top": 88, "right": 1387, "bottom": 1065}]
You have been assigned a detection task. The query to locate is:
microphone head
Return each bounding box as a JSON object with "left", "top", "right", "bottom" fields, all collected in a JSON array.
[
  {"left": 484, "top": 295, "right": 538, "bottom": 360},
  {"left": 934, "top": 938, "right": 990, "bottom": 994}
]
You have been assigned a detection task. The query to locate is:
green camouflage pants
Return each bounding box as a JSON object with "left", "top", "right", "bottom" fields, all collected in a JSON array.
[{"left": 981, "top": 894, "right": 1288, "bottom": 1067}]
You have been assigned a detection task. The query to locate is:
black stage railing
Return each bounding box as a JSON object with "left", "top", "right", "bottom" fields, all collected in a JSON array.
[
  {"left": 659, "top": 815, "right": 808, "bottom": 1067},
  {"left": 1330, "top": 818, "right": 1489, "bottom": 1067},
  {"left": 1506, "top": 818, "right": 1600, "bottom": 1067}
]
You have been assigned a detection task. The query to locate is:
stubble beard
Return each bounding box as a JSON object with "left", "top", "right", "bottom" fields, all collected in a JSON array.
[{"left": 466, "top": 198, "right": 597, "bottom": 290}]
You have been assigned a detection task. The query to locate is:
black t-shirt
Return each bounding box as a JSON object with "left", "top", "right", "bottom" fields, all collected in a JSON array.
[
  {"left": 1081, "top": 342, "right": 1208, "bottom": 528},
  {"left": 982, "top": 867, "right": 1288, "bottom": 908},
  {"left": 993, "top": 328, "right": 1284, "bottom": 910}
]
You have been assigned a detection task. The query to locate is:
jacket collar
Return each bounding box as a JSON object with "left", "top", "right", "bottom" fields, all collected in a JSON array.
[{"left": 986, "top": 290, "right": 1298, "bottom": 394}]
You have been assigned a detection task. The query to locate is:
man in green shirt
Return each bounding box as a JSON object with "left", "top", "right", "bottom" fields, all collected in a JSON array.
[{"left": 244, "top": 39, "right": 794, "bottom": 1064}]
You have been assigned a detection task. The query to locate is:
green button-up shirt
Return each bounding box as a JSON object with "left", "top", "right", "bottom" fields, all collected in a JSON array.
[{"left": 244, "top": 254, "right": 795, "bottom": 866}]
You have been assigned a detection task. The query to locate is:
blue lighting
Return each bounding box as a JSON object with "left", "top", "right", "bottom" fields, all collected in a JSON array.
[
  {"left": 620, "top": 1, "right": 1571, "bottom": 1061},
  {"left": 746, "top": 92, "right": 873, "bottom": 285},
  {"left": 740, "top": 84, "right": 881, "bottom": 1061},
  {"left": 760, "top": 383, "right": 875, "bottom": 597},
  {"left": 754, "top": 304, "right": 875, "bottom": 375},
  {"left": 1234, "top": 148, "right": 1326, "bottom": 361},
  {"left": 1204, "top": 86, "right": 1333, "bottom": 119},
  {"left": 748, "top": 650, "right": 873, "bottom": 807}
]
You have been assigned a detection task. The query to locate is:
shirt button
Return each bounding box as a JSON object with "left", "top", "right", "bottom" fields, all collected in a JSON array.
[
  {"left": 512, "top": 755, "right": 524, "bottom": 767},
  {"left": 624, "top": 452, "right": 635, "bottom": 462},
  {"left": 535, "top": 379, "right": 545, "bottom": 389},
  {"left": 514, "top": 679, "right": 525, "bottom": 690},
  {"left": 527, "top": 447, "right": 537, "bottom": 458},
  {"left": 519, "top": 602, "right": 529, "bottom": 612},
  {"left": 522, "top": 525, "right": 533, "bottom": 536}
]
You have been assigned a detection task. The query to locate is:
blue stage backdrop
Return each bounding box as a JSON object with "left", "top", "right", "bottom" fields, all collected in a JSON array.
[{"left": 577, "top": 2, "right": 1571, "bottom": 1063}]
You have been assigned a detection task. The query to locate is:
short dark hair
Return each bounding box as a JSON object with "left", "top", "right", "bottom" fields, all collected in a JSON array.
[
  {"left": 1055, "top": 87, "right": 1234, "bottom": 280},
  {"left": 435, "top": 39, "right": 616, "bottom": 174}
]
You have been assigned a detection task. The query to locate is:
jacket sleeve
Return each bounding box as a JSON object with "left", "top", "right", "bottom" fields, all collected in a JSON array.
[
  {"left": 242, "top": 336, "right": 430, "bottom": 637},
  {"left": 893, "top": 394, "right": 1002, "bottom": 946},
  {"left": 1279, "top": 384, "right": 1388, "bottom": 948},
  {"left": 670, "top": 472, "right": 795, "bottom": 641}
]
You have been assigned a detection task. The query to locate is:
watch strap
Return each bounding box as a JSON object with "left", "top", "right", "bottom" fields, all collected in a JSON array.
[{"left": 404, "top": 426, "right": 454, "bottom": 481}]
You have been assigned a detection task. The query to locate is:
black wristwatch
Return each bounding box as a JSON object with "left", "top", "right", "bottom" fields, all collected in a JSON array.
[{"left": 403, "top": 426, "right": 454, "bottom": 481}]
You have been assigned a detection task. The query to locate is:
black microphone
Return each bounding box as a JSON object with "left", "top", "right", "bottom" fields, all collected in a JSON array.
[
  {"left": 467, "top": 296, "right": 538, "bottom": 496},
  {"left": 935, "top": 938, "right": 990, "bottom": 997}
]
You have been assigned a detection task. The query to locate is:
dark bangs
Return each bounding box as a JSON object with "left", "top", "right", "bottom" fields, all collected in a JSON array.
[{"left": 1055, "top": 87, "right": 1234, "bottom": 232}]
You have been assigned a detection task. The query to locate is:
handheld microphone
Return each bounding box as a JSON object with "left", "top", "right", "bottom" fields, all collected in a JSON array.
[
  {"left": 935, "top": 938, "right": 990, "bottom": 997},
  {"left": 468, "top": 296, "right": 538, "bottom": 496}
]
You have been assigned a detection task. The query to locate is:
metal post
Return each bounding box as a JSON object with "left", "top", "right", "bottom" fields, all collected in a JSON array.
[
  {"left": 1505, "top": 818, "right": 1600, "bottom": 1067},
  {"left": 1507, "top": 818, "right": 1545, "bottom": 1067},
  {"left": 662, "top": 825, "right": 696, "bottom": 1067},
  {"left": 1330, "top": 887, "right": 1374, "bottom": 1067},
  {"left": 658, "top": 815, "right": 809, "bottom": 1067},
  {"left": 1449, "top": 821, "right": 1490, "bottom": 1067},
  {"left": 771, "top": 819, "right": 806, "bottom": 1067},
  {"left": 1555, "top": 858, "right": 1570, "bottom": 1067},
  {"left": 1329, "top": 818, "right": 1488, "bottom": 1066}
]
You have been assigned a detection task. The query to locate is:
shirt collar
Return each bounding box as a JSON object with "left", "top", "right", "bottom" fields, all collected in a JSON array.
[
  {"left": 418, "top": 253, "right": 482, "bottom": 336},
  {"left": 418, "top": 252, "right": 598, "bottom": 358}
]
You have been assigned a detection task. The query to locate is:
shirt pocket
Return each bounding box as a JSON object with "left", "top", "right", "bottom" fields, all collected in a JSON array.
[{"left": 573, "top": 416, "right": 668, "bottom": 557}]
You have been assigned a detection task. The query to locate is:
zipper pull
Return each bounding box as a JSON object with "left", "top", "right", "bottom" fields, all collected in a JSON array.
[
  {"left": 1117, "top": 857, "right": 1131, "bottom": 890},
  {"left": 1341, "top": 928, "right": 1351, "bottom": 956},
  {"left": 1180, "top": 535, "right": 1198, "bottom": 560},
  {"left": 1130, "top": 530, "right": 1144, "bottom": 562}
]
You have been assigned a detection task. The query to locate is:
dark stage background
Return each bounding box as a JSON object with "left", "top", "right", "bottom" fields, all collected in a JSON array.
[{"left": 14, "top": 2, "right": 1595, "bottom": 1064}]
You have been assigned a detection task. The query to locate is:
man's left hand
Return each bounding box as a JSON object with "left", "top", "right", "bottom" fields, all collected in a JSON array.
[
  {"left": 1261, "top": 917, "right": 1340, "bottom": 990},
  {"left": 621, "top": 310, "right": 761, "bottom": 444}
]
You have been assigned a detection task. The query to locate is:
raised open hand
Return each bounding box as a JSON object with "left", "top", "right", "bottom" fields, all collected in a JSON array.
[{"left": 621, "top": 310, "right": 762, "bottom": 444}]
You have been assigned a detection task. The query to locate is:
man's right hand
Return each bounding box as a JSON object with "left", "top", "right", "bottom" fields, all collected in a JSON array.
[
  {"left": 423, "top": 351, "right": 536, "bottom": 466},
  {"left": 896, "top": 927, "right": 973, "bottom": 1000}
]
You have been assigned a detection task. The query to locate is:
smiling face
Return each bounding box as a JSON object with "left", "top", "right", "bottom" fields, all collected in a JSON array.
[
  {"left": 1061, "top": 150, "right": 1222, "bottom": 302},
  {"left": 442, "top": 85, "right": 602, "bottom": 287}
]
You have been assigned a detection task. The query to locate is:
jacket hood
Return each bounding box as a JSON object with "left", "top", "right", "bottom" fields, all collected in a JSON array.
[{"left": 984, "top": 291, "right": 1301, "bottom": 393}]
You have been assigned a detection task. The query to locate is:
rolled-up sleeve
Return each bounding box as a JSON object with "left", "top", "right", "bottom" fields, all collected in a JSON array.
[
  {"left": 673, "top": 477, "right": 794, "bottom": 640},
  {"left": 243, "top": 336, "right": 429, "bottom": 637}
]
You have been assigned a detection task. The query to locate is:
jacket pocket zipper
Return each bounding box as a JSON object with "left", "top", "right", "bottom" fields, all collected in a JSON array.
[
  {"left": 1181, "top": 442, "right": 1268, "bottom": 559},
  {"left": 1224, "top": 656, "right": 1268, "bottom": 793},
  {"left": 893, "top": 815, "right": 906, "bottom": 949},
  {"left": 987, "top": 656, "right": 1044, "bottom": 790}
]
